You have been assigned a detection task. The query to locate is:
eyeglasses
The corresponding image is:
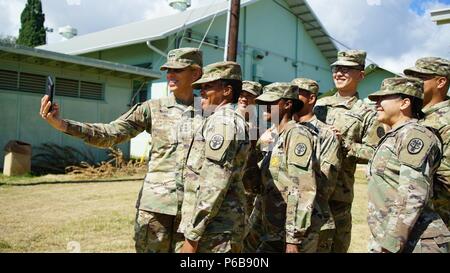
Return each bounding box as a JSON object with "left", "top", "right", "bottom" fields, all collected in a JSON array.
[{"left": 332, "top": 66, "right": 362, "bottom": 74}]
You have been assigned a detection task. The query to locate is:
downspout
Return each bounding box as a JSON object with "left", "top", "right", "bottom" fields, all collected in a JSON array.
[{"left": 146, "top": 40, "right": 166, "bottom": 57}]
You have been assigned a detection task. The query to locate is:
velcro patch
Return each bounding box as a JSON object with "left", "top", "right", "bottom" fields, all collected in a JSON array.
[
  {"left": 205, "top": 121, "right": 234, "bottom": 162},
  {"left": 287, "top": 130, "right": 313, "bottom": 168},
  {"left": 399, "top": 131, "right": 433, "bottom": 169}
]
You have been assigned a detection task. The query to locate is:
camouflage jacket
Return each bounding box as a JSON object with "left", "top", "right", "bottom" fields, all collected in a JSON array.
[
  {"left": 301, "top": 115, "right": 342, "bottom": 231},
  {"left": 315, "top": 92, "right": 385, "bottom": 203},
  {"left": 64, "top": 94, "right": 203, "bottom": 215},
  {"left": 367, "top": 119, "right": 450, "bottom": 253},
  {"left": 178, "top": 104, "right": 251, "bottom": 243},
  {"left": 419, "top": 99, "right": 450, "bottom": 227},
  {"left": 258, "top": 120, "right": 324, "bottom": 244}
]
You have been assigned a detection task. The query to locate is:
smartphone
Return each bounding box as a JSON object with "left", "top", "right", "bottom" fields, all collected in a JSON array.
[{"left": 46, "top": 76, "right": 55, "bottom": 112}]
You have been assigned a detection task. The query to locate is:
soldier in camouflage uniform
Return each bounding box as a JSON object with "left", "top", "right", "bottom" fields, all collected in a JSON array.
[
  {"left": 237, "top": 81, "right": 263, "bottom": 216},
  {"left": 39, "top": 48, "right": 204, "bottom": 253},
  {"left": 314, "top": 50, "right": 385, "bottom": 252},
  {"left": 404, "top": 57, "right": 450, "bottom": 229},
  {"left": 177, "top": 61, "right": 251, "bottom": 253},
  {"left": 367, "top": 77, "right": 450, "bottom": 253},
  {"left": 249, "top": 83, "right": 323, "bottom": 253},
  {"left": 291, "top": 78, "right": 342, "bottom": 253}
]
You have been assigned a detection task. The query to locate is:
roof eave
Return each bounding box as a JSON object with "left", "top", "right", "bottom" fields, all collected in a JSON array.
[{"left": 0, "top": 43, "right": 162, "bottom": 80}]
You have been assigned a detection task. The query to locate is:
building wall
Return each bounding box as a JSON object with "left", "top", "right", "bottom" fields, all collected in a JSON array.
[
  {"left": 359, "top": 69, "right": 395, "bottom": 98},
  {"left": 0, "top": 59, "right": 133, "bottom": 169}
]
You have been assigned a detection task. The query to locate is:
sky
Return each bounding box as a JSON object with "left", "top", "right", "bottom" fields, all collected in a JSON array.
[{"left": 0, "top": 0, "right": 449, "bottom": 74}]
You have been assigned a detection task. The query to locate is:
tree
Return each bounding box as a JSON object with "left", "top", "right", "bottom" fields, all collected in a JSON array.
[
  {"left": 0, "top": 35, "right": 17, "bottom": 45},
  {"left": 17, "top": 0, "right": 46, "bottom": 47}
]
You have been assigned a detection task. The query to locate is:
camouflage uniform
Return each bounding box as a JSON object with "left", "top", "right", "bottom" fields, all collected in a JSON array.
[
  {"left": 64, "top": 48, "right": 204, "bottom": 253},
  {"left": 242, "top": 125, "right": 277, "bottom": 253},
  {"left": 177, "top": 61, "right": 251, "bottom": 253},
  {"left": 405, "top": 57, "right": 450, "bottom": 228},
  {"left": 249, "top": 83, "right": 324, "bottom": 253},
  {"left": 292, "top": 78, "right": 342, "bottom": 253},
  {"left": 239, "top": 80, "right": 263, "bottom": 217},
  {"left": 314, "top": 50, "right": 385, "bottom": 252},
  {"left": 367, "top": 77, "right": 450, "bottom": 253}
]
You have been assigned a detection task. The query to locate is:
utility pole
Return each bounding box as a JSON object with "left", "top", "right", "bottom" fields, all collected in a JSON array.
[{"left": 224, "top": 0, "right": 241, "bottom": 62}]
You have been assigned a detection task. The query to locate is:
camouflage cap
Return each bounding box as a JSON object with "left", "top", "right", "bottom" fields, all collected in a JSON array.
[
  {"left": 368, "top": 77, "right": 424, "bottom": 101},
  {"left": 403, "top": 57, "right": 450, "bottom": 79},
  {"left": 160, "top": 47, "right": 203, "bottom": 71},
  {"left": 331, "top": 50, "right": 366, "bottom": 68},
  {"left": 242, "top": 80, "right": 263, "bottom": 96},
  {"left": 255, "top": 82, "right": 299, "bottom": 103},
  {"left": 191, "top": 61, "right": 242, "bottom": 89},
  {"left": 291, "top": 78, "right": 319, "bottom": 95}
]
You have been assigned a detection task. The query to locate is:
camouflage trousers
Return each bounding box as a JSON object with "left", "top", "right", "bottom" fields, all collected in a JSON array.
[
  {"left": 242, "top": 196, "right": 263, "bottom": 253},
  {"left": 433, "top": 199, "right": 450, "bottom": 229},
  {"left": 317, "top": 228, "right": 335, "bottom": 253},
  {"left": 368, "top": 235, "right": 449, "bottom": 253},
  {"left": 255, "top": 233, "right": 319, "bottom": 253},
  {"left": 174, "top": 233, "right": 242, "bottom": 253},
  {"left": 133, "top": 209, "right": 184, "bottom": 253},
  {"left": 329, "top": 200, "right": 352, "bottom": 253}
]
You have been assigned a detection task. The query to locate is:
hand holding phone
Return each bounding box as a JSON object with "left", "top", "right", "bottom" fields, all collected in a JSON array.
[{"left": 46, "top": 76, "right": 55, "bottom": 112}]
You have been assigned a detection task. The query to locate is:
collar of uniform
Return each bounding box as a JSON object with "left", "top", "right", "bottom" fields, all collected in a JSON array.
[
  {"left": 422, "top": 98, "right": 450, "bottom": 116},
  {"left": 333, "top": 92, "right": 360, "bottom": 109},
  {"left": 278, "top": 120, "right": 297, "bottom": 135},
  {"left": 212, "top": 103, "right": 235, "bottom": 114},
  {"left": 388, "top": 118, "right": 418, "bottom": 135},
  {"left": 166, "top": 93, "right": 196, "bottom": 108}
]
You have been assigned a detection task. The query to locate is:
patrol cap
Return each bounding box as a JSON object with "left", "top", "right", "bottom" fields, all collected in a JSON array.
[
  {"left": 191, "top": 61, "right": 242, "bottom": 89},
  {"left": 255, "top": 82, "right": 299, "bottom": 104},
  {"left": 331, "top": 50, "right": 366, "bottom": 68},
  {"left": 291, "top": 78, "right": 319, "bottom": 95},
  {"left": 242, "top": 80, "right": 263, "bottom": 96},
  {"left": 403, "top": 57, "right": 450, "bottom": 79},
  {"left": 160, "top": 47, "right": 203, "bottom": 71},
  {"left": 368, "top": 77, "right": 424, "bottom": 101}
]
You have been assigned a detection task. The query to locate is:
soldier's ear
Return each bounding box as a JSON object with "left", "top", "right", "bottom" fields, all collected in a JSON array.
[
  {"left": 436, "top": 76, "right": 448, "bottom": 90},
  {"left": 192, "top": 67, "right": 203, "bottom": 82},
  {"left": 359, "top": 71, "right": 365, "bottom": 81},
  {"left": 400, "top": 97, "right": 411, "bottom": 111}
]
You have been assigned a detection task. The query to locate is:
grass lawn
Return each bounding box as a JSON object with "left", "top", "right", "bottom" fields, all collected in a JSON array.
[{"left": 0, "top": 167, "right": 370, "bottom": 253}]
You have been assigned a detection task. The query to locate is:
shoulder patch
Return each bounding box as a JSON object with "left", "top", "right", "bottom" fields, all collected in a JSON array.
[
  {"left": 377, "top": 126, "right": 385, "bottom": 138},
  {"left": 205, "top": 119, "right": 234, "bottom": 162},
  {"left": 407, "top": 138, "right": 424, "bottom": 154},
  {"left": 399, "top": 130, "right": 433, "bottom": 169},
  {"left": 287, "top": 129, "right": 313, "bottom": 168}
]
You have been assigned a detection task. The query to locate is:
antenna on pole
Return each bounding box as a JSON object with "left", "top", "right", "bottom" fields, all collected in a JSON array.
[{"left": 224, "top": 0, "right": 241, "bottom": 62}]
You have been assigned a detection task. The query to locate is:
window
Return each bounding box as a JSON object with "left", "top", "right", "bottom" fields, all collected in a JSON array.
[
  {"left": 80, "top": 81, "right": 103, "bottom": 100},
  {"left": 0, "top": 69, "right": 18, "bottom": 91},
  {"left": 0, "top": 69, "right": 104, "bottom": 100},
  {"left": 55, "top": 78, "right": 79, "bottom": 98}
]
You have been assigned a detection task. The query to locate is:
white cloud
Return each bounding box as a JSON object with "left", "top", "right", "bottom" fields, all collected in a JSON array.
[
  {"left": 367, "top": 0, "right": 382, "bottom": 6},
  {"left": 0, "top": 0, "right": 26, "bottom": 37},
  {"left": 66, "top": 0, "right": 81, "bottom": 6}
]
